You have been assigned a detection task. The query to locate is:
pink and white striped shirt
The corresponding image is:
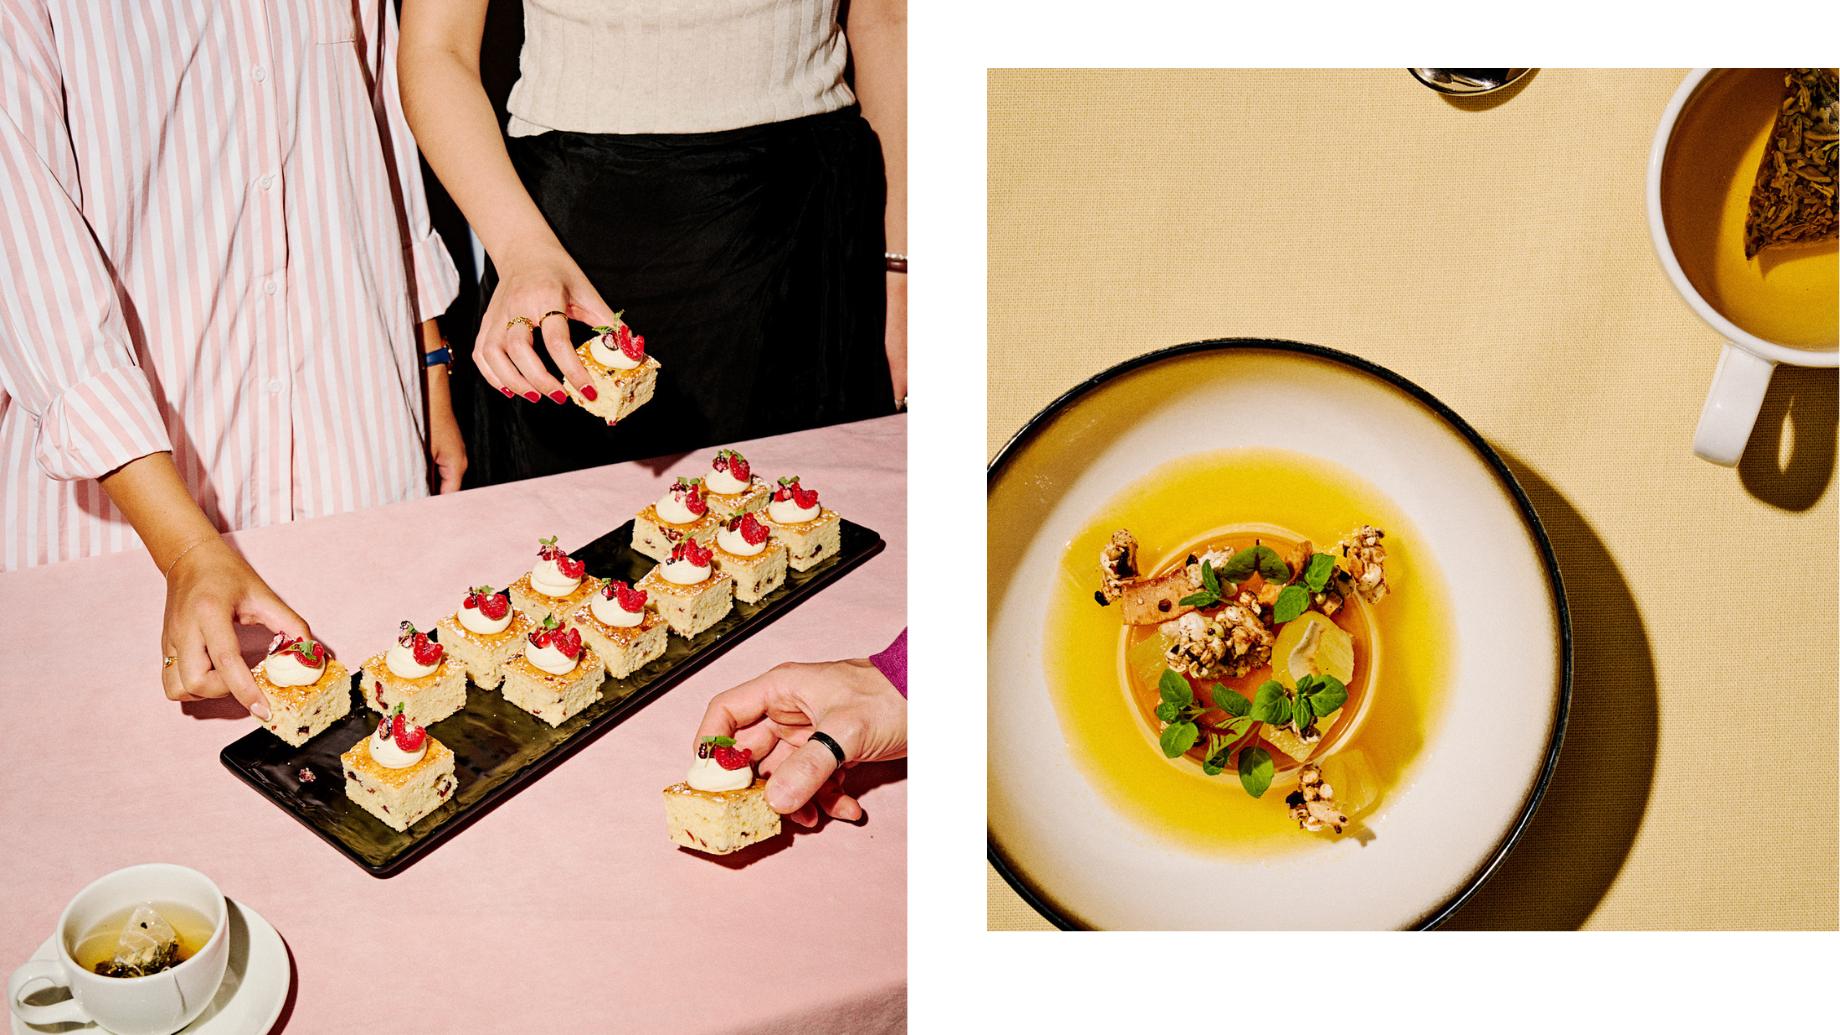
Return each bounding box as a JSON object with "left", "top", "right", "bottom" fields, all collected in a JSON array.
[{"left": 0, "top": 0, "right": 458, "bottom": 571}]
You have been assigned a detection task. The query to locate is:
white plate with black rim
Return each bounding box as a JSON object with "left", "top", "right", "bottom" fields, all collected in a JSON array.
[{"left": 988, "top": 340, "right": 1569, "bottom": 930}]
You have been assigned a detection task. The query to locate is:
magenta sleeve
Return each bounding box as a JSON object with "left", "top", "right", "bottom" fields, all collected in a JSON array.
[{"left": 869, "top": 628, "right": 907, "bottom": 698}]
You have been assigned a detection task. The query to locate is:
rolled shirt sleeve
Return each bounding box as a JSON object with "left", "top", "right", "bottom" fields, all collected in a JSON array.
[{"left": 0, "top": 0, "right": 171, "bottom": 481}]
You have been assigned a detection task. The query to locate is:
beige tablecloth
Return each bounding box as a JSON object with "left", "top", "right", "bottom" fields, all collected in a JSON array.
[{"left": 987, "top": 68, "right": 1837, "bottom": 930}]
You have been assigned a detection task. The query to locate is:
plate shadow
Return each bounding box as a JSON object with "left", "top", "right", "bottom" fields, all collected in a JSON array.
[{"left": 1441, "top": 450, "right": 1658, "bottom": 929}]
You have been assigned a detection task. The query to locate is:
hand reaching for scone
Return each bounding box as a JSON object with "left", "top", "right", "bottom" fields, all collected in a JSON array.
[
  {"left": 161, "top": 537, "right": 309, "bottom": 720},
  {"left": 694, "top": 657, "right": 907, "bottom": 827}
]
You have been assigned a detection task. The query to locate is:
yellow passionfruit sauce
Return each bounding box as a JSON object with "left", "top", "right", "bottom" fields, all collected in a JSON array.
[{"left": 1043, "top": 448, "right": 1453, "bottom": 854}]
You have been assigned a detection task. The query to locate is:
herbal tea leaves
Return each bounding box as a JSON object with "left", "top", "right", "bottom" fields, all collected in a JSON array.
[
  {"left": 1222, "top": 544, "right": 1289, "bottom": 582},
  {"left": 1745, "top": 68, "right": 1839, "bottom": 258}
]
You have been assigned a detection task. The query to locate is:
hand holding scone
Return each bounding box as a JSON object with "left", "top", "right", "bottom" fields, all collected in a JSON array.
[
  {"left": 695, "top": 658, "right": 907, "bottom": 827},
  {"left": 161, "top": 538, "right": 310, "bottom": 720},
  {"left": 475, "top": 245, "right": 618, "bottom": 404}
]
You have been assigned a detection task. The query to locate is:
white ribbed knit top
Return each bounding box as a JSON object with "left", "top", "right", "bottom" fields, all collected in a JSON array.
[{"left": 506, "top": 0, "right": 856, "bottom": 136}]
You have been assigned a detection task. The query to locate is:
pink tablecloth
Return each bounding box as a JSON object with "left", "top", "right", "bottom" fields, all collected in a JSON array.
[{"left": 0, "top": 416, "right": 907, "bottom": 1033}]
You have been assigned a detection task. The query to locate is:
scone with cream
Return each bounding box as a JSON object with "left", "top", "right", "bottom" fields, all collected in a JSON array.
[
  {"left": 500, "top": 614, "right": 604, "bottom": 727},
  {"left": 571, "top": 579, "right": 668, "bottom": 679},
  {"left": 358, "top": 621, "right": 467, "bottom": 727},
  {"left": 508, "top": 535, "right": 598, "bottom": 619},
  {"left": 562, "top": 317, "right": 660, "bottom": 425},
  {"left": 631, "top": 477, "right": 717, "bottom": 562},
  {"left": 255, "top": 635, "right": 350, "bottom": 747},
  {"left": 699, "top": 449, "right": 770, "bottom": 520},
  {"left": 760, "top": 475, "right": 842, "bottom": 572},
  {"left": 710, "top": 512, "right": 788, "bottom": 604},
  {"left": 341, "top": 707, "right": 457, "bottom": 833},
  {"left": 435, "top": 585, "right": 533, "bottom": 690},
  {"left": 636, "top": 539, "right": 734, "bottom": 638},
  {"left": 662, "top": 736, "right": 781, "bottom": 855}
]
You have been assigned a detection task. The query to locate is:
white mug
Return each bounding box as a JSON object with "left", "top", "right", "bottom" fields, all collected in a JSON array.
[
  {"left": 1646, "top": 68, "right": 1840, "bottom": 467},
  {"left": 7, "top": 864, "right": 229, "bottom": 1035}
]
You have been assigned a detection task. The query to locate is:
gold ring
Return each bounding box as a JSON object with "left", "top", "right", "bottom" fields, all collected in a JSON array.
[
  {"left": 539, "top": 310, "right": 567, "bottom": 322},
  {"left": 505, "top": 315, "right": 536, "bottom": 331},
  {"left": 162, "top": 655, "right": 178, "bottom": 668}
]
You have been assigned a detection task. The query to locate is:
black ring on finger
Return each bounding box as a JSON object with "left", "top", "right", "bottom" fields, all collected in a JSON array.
[{"left": 809, "top": 731, "right": 847, "bottom": 766}]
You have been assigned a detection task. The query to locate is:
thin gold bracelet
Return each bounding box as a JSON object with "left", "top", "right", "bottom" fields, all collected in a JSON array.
[{"left": 160, "top": 534, "right": 219, "bottom": 578}]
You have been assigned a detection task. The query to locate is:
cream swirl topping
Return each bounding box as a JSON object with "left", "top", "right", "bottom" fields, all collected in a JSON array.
[
  {"left": 655, "top": 489, "right": 701, "bottom": 525},
  {"left": 370, "top": 724, "right": 426, "bottom": 769},
  {"left": 589, "top": 331, "right": 641, "bottom": 371},
  {"left": 385, "top": 642, "right": 437, "bottom": 679},
  {"left": 686, "top": 755, "right": 752, "bottom": 792},
  {"left": 530, "top": 557, "right": 582, "bottom": 597},
  {"left": 526, "top": 639, "right": 579, "bottom": 675},
  {"left": 458, "top": 603, "right": 512, "bottom": 636},
  {"left": 261, "top": 651, "right": 323, "bottom": 687},
  {"left": 705, "top": 465, "right": 750, "bottom": 495},
  {"left": 590, "top": 592, "right": 645, "bottom": 628},
  {"left": 716, "top": 523, "right": 765, "bottom": 557},
  {"left": 768, "top": 496, "right": 820, "bottom": 524},
  {"left": 661, "top": 554, "right": 711, "bottom": 585}
]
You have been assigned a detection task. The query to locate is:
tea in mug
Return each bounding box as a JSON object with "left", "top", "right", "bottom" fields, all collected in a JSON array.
[
  {"left": 1660, "top": 68, "right": 1838, "bottom": 349},
  {"left": 71, "top": 901, "right": 215, "bottom": 978}
]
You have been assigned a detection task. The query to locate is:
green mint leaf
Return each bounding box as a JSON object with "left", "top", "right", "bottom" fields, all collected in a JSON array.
[
  {"left": 1293, "top": 694, "right": 1313, "bottom": 732},
  {"left": 1226, "top": 715, "right": 1256, "bottom": 741},
  {"left": 1176, "top": 590, "right": 1218, "bottom": 609},
  {"left": 1155, "top": 701, "right": 1180, "bottom": 723},
  {"left": 1257, "top": 548, "right": 1290, "bottom": 582},
  {"left": 1222, "top": 547, "right": 1261, "bottom": 580},
  {"left": 1212, "top": 684, "right": 1251, "bottom": 717},
  {"left": 1238, "top": 746, "right": 1274, "bottom": 798},
  {"left": 1250, "top": 681, "right": 1288, "bottom": 723},
  {"left": 1304, "top": 553, "right": 1336, "bottom": 593},
  {"left": 1295, "top": 673, "right": 1318, "bottom": 696},
  {"left": 699, "top": 735, "right": 736, "bottom": 747},
  {"left": 1202, "top": 757, "right": 1225, "bottom": 776},
  {"left": 1272, "top": 584, "right": 1309, "bottom": 623},
  {"left": 1308, "top": 676, "right": 1348, "bottom": 715},
  {"left": 1271, "top": 694, "right": 1292, "bottom": 728},
  {"left": 1158, "top": 669, "right": 1194, "bottom": 708},
  {"left": 1159, "top": 721, "right": 1200, "bottom": 758},
  {"left": 1200, "top": 560, "right": 1221, "bottom": 596}
]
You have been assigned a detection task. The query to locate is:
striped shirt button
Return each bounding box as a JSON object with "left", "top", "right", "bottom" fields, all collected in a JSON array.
[
  {"left": 265, "top": 379, "right": 284, "bottom": 395},
  {"left": 258, "top": 175, "right": 274, "bottom": 191},
  {"left": 262, "top": 279, "right": 277, "bottom": 296},
  {"left": 251, "top": 65, "right": 266, "bottom": 82}
]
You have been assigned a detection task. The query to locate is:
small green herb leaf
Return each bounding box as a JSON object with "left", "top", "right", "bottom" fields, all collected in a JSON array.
[
  {"left": 1176, "top": 590, "right": 1218, "bottom": 609},
  {"left": 1307, "top": 675, "right": 1348, "bottom": 715},
  {"left": 1225, "top": 715, "right": 1256, "bottom": 741},
  {"left": 1293, "top": 694, "right": 1313, "bottom": 732},
  {"left": 1200, "top": 560, "right": 1221, "bottom": 596},
  {"left": 1159, "top": 721, "right": 1200, "bottom": 758},
  {"left": 1272, "top": 584, "right": 1308, "bottom": 623},
  {"left": 1271, "top": 695, "right": 1292, "bottom": 728},
  {"left": 1201, "top": 735, "right": 1228, "bottom": 776},
  {"left": 1238, "top": 746, "right": 1275, "bottom": 798},
  {"left": 1250, "top": 681, "right": 1288, "bottom": 724},
  {"left": 700, "top": 735, "right": 736, "bottom": 747},
  {"left": 1158, "top": 669, "right": 1194, "bottom": 709},
  {"left": 1212, "top": 684, "right": 1251, "bottom": 716},
  {"left": 1155, "top": 701, "right": 1180, "bottom": 723},
  {"left": 1304, "top": 553, "right": 1336, "bottom": 593},
  {"left": 1258, "top": 550, "right": 1290, "bottom": 582}
]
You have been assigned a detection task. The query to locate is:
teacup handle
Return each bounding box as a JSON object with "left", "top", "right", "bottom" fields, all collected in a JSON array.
[
  {"left": 7, "top": 959, "right": 89, "bottom": 1026},
  {"left": 1693, "top": 342, "right": 1777, "bottom": 466}
]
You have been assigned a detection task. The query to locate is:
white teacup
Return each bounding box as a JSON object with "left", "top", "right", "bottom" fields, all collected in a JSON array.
[
  {"left": 1646, "top": 68, "right": 1840, "bottom": 467},
  {"left": 7, "top": 864, "right": 229, "bottom": 1035}
]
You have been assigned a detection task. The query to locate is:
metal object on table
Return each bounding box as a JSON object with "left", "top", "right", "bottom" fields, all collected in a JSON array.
[{"left": 1409, "top": 68, "right": 1532, "bottom": 96}]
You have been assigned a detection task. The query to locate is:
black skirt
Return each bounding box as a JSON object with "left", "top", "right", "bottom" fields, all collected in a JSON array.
[{"left": 460, "top": 105, "right": 894, "bottom": 486}]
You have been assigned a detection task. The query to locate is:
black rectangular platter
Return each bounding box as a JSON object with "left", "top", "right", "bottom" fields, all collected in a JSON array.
[{"left": 221, "top": 518, "right": 885, "bottom": 876}]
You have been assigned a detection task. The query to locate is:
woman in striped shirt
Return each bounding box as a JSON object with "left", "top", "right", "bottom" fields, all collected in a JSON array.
[{"left": 0, "top": 1, "right": 462, "bottom": 716}]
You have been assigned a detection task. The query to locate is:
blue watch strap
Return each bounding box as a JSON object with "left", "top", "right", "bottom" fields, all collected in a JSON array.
[{"left": 423, "top": 346, "right": 452, "bottom": 367}]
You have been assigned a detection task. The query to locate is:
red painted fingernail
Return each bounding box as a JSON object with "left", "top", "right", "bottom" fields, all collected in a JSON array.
[
  {"left": 523, "top": 391, "right": 540, "bottom": 403},
  {"left": 500, "top": 387, "right": 514, "bottom": 398},
  {"left": 548, "top": 390, "right": 567, "bottom": 404},
  {"left": 580, "top": 384, "right": 598, "bottom": 402}
]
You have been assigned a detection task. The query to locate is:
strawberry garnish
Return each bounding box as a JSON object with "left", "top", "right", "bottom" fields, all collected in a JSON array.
[
  {"left": 670, "top": 539, "right": 713, "bottom": 568},
  {"left": 730, "top": 512, "right": 770, "bottom": 546},
  {"left": 713, "top": 449, "right": 751, "bottom": 484},
  {"left": 603, "top": 580, "right": 647, "bottom": 612},
  {"left": 391, "top": 705, "right": 426, "bottom": 753}
]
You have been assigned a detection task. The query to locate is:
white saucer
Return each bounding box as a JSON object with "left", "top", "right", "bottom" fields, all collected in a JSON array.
[{"left": 12, "top": 899, "right": 290, "bottom": 1035}]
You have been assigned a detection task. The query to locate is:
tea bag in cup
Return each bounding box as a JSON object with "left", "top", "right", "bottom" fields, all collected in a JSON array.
[
  {"left": 1743, "top": 67, "right": 1837, "bottom": 258},
  {"left": 104, "top": 904, "right": 179, "bottom": 977}
]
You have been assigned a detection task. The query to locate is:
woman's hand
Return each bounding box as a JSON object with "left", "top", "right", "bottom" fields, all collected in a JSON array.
[
  {"left": 474, "top": 245, "right": 619, "bottom": 407},
  {"left": 886, "top": 270, "right": 907, "bottom": 405},
  {"left": 160, "top": 537, "right": 310, "bottom": 719},
  {"left": 696, "top": 658, "right": 908, "bottom": 826}
]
